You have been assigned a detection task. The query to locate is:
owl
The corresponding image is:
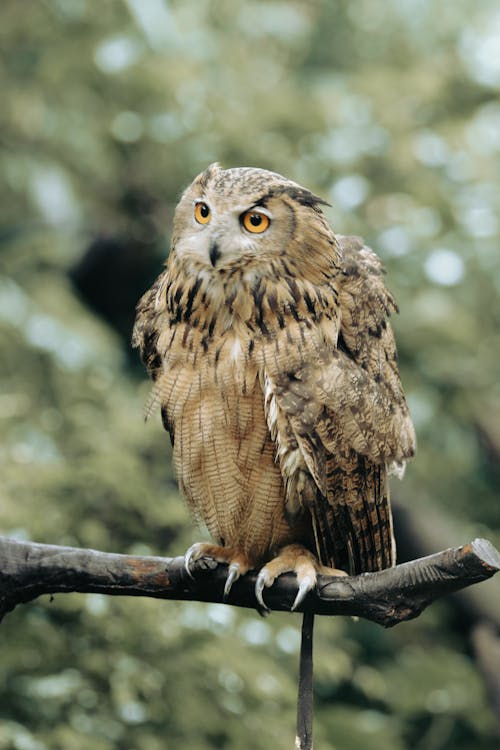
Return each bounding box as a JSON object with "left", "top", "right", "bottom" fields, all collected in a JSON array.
[{"left": 133, "top": 163, "right": 415, "bottom": 611}]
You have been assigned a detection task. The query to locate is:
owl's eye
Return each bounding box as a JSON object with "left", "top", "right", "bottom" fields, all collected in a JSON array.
[
  {"left": 241, "top": 210, "right": 270, "bottom": 234},
  {"left": 194, "top": 202, "right": 211, "bottom": 224}
]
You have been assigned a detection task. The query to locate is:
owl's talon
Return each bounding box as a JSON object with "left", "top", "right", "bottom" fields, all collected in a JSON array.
[
  {"left": 184, "top": 543, "right": 204, "bottom": 579},
  {"left": 223, "top": 563, "right": 241, "bottom": 600},
  {"left": 255, "top": 570, "right": 272, "bottom": 613},
  {"left": 291, "top": 575, "right": 314, "bottom": 611},
  {"left": 184, "top": 551, "right": 195, "bottom": 579}
]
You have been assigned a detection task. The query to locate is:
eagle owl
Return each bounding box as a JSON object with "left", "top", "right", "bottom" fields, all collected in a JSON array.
[{"left": 133, "top": 163, "right": 415, "bottom": 611}]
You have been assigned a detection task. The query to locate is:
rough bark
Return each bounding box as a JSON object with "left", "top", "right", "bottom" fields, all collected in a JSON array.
[
  {"left": 393, "top": 501, "right": 500, "bottom": 629},
  {"left": 1, "top": 536, "right": 499, "bottom": 626}
]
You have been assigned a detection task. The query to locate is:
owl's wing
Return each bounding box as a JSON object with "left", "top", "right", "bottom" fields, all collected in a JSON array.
[
  {"left": 132, "top": 271, "right": 174, "bottom": 421},
  {"left": 318, "top": 235, "right": 415, "bottom": 466},
  {"left": 133, "top": 272, "right": 167, "bottom": 374},
  {"left": 274, "top": 236, "right": 415, "bottom": 573}
]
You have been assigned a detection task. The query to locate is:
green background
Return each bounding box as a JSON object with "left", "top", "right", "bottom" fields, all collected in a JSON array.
[{"left": 2, "top": 1, "right": 500, "bottom": 747}]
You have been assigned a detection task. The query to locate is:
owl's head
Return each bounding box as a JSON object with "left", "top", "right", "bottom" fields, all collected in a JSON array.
[{"left": 171, "top": 163, "right": 337, "bottom": 277}]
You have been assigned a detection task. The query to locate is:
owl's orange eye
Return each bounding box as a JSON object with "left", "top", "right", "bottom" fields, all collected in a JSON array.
[
  {"left": 241, "top": 210, "right": 270, "bottom": 234},
  {"left": 194, "top": 202, "right": 211, "bottom": 224}
]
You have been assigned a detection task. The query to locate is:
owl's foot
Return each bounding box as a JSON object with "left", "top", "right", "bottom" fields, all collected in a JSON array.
[
  {"left": 184, "top": 543, "right": 250, "bottom": 600},
  {"left": 255, "top": 544, "right": 347, "bottom": 613}
]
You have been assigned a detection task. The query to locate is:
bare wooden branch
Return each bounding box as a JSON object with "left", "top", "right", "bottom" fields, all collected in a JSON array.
[
  {"left": 1, "top": 536, "right": 499, "bottom": 625},
  {"left": 393, "top": 501, "right": 500, "bottom": 629}
]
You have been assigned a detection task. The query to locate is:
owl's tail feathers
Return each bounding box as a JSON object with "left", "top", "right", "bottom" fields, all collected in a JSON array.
[{"left": 312, "top": 453, "right": 395, "bottom": 575}]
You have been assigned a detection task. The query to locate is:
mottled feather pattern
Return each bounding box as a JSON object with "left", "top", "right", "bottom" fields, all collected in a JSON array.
[{"left": 133, "top": 164, "right": 415, "bottom": 575}]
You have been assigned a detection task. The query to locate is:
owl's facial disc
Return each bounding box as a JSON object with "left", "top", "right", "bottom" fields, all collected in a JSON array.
[{"left": 175, "top": 198, "right": 274, "bottom": 268}]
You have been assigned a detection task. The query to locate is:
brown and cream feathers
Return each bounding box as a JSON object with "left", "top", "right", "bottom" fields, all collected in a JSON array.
[{"left": 133, "top": 163, "right": 415, "bottom": 586}]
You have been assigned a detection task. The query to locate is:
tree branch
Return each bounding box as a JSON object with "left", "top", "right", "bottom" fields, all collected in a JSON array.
[{"left": 1, "top": 536, "right": 499, "bottom": 626}]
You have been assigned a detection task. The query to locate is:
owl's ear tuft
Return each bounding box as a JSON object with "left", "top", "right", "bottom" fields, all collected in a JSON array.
[
  {"left": 197, "top": 162, "right": 221, "bottom": 190},
  {"left": 276, "top": 185, "right": 331, "bottom": 210}
]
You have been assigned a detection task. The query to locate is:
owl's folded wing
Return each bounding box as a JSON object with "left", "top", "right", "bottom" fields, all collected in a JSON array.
[
  {"left": 332, "top": 234, "right": 416, "bottom": 464},
  {"left": 275, "top": 340, "right": 415, "bottom": 473},
  {"left": 273, "top": 236, "right": 415, "bottom": 572}
]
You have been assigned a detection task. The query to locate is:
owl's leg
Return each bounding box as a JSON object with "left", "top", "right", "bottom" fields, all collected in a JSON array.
[
  {"left": 255, "top": 544, "right": 347, "bottom": 612},
  {"left": 184, "top": 542, "right": 251, "bottom": 599}
]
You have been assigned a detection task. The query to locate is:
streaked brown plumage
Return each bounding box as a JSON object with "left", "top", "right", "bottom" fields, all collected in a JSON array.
[{"left": 133, "top": 163, "right": 415, "bottom": 607}]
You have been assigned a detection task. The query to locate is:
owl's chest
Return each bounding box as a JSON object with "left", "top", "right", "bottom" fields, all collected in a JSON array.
[
  {"left": 160, "top": 328, "right": 264, "bottom": 448},
  {"left": 162, "top": 331, "right": 284, "bottom": 537}
]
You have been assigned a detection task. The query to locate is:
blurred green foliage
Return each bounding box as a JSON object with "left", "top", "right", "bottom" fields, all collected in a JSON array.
[{"left": 1, "top": 1, "right": 500, "bottom": 748}]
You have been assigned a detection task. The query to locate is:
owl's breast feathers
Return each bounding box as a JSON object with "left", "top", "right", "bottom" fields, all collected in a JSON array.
[{"left": 133, "top": 236, "right": 415, "bottom": 573}]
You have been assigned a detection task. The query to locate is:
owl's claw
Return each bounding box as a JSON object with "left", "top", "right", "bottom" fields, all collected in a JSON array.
[
  {"left": 255, "top": 569, "right": 272, "bottom": 613},
  {"left": 223, "top": 563, "right": 241, "bottom": 600},
  {"left": 184, "top": 544, "right": 250, "bottom": 599},
  {"left": 254, "top": 544, "right": 327, "bottom": 613},
  {"left": 291, "top": 575, "right": 314, "bottom": 611},
  {"left": 184, "top": 543, "right": 200, "bottom": 579}
]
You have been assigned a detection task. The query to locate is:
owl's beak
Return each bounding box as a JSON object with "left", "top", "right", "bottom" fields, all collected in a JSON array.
[{"left": 209, "top": 240, "right": 221, "bottom": 267}]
